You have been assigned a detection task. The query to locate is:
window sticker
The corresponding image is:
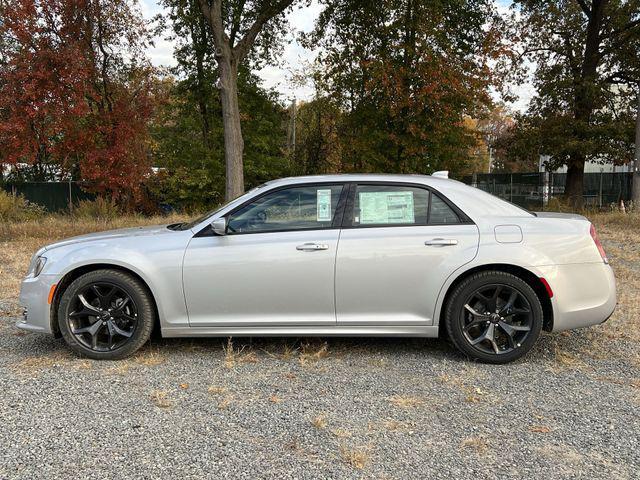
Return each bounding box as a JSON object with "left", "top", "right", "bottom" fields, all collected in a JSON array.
[
  {"left": 359, "top": 191, "right": 415, "bottom": 224},
  {"left": 316, "top": 189, "right": 332, "bottom": 221}
]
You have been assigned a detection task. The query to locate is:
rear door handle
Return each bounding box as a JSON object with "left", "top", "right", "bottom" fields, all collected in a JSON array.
[
  {"left": 424, "top": 238, "right": 458, "bottom": 246},
  {"left": 296, "top": 243, "right": 329, "bottom": 251}
]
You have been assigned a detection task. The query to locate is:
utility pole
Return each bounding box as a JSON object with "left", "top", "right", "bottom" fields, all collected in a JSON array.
[
  {"left": 287, "top": 98, "right": 297, "bottom": 156},
  {"left": 633, "top": 87, "right": 640, "bottom": 205}
]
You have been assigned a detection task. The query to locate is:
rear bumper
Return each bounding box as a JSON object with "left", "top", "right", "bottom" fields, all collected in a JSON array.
[
  {"left": 17, "top": 273, "right": 57, "bottom": 334},
  {"left": 537, "top": 262, "right": 616, "bottom": 332}
]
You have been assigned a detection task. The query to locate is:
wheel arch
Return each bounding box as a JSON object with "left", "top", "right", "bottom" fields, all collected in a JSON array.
[
  {"left": 437, "top": 263, "right": 554, "bottom": 334},
  {"left": 49, "top": 263, "right": 161, "bottom": 338}
]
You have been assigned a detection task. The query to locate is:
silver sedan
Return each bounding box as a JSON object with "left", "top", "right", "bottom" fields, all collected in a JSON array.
[{"left": 18, "top": 174, "right": 616, "bottom": 363}]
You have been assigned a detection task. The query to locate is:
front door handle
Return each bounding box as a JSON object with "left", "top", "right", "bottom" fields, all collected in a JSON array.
[
  {"left": 296, "top": 243, "right": 329, "bottom": 251},
  {"left": 424, "top": 238, "right": 458, "bottom": 246}
]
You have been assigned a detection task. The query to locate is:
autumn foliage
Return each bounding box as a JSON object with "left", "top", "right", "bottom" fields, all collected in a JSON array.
[{"left": 0, "top": 0, "right": 157, "bottom": 201}]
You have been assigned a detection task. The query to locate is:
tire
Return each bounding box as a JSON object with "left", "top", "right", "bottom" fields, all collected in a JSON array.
[
  {"left": 58, "top": 269, "right": 156, "bottom": 360},
  {"left": 444, "top": 271, "right": 543, "bottom": 364}
]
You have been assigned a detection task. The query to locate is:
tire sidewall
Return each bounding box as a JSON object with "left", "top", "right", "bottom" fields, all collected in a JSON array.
[
  {"left": 58, "top": 270, "right": 155, "bottom": 360},
  {"left": 445, "top": 272, "right": 544, "bottom": 364}
]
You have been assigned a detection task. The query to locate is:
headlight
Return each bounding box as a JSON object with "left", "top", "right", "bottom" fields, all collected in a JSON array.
[{"left": 29, "top": 256, "right": 47, "bottom": 277}]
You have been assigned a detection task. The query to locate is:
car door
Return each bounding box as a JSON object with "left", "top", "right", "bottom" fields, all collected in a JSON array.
[
  {"left": 182, "top": 183, "right": 346, "bottom": 327},
  {"left": 335, "top": 183, "right": 479, "bottom": 326}
]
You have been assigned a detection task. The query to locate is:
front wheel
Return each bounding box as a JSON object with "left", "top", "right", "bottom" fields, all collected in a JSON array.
[
  {"left": 58, "top": 269, "right": 156, "bottom": 360},
  {"left": 444, "top": 271, "right": 543, "bottom": 364}
]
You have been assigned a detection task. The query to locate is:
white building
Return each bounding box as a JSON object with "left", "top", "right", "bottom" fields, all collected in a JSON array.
[{"left": 538, "top": 155, "right": 632, "bottom": 173}]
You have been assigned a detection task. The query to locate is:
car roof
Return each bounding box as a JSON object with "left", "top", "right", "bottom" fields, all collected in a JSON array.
[{"left": 265, "top": 173, "right": 463, "bottom": 188}]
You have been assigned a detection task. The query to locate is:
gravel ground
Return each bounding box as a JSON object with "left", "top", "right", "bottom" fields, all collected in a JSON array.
[
  {"left": 0, "top": 321, "right": 638, "bottom": 479},
  {"left": 1, "top": 229, "right": 639, "bottom": 479}
]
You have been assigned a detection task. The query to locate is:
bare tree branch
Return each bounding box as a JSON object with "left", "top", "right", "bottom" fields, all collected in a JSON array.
[
  {"left": 604, "top": 70, "right": 640, "bottom": 84},
  {"left": 229, "top": 0, "right": 247, "bottom": 47},
  {"left": 233, "top": 0, "right": 295, "bottom": 61},
  {"left": 575, "top": 0, "right": 592, "bottom": 17}
]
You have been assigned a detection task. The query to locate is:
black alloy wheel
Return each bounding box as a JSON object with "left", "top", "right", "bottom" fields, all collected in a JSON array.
[
  {"left": 445, "top": 271, "right": 543, "bottom": 364},
  {"left": 58, "top": 269, "right": 155, "bottom": 360},
  {"left": 460, "top": 284, "right": 533, "bottom": 355},
  {"left": 67, "top": 282, "right": 138, "bottom": 352}
]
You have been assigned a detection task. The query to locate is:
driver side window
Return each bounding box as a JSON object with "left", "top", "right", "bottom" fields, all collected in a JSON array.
[{"left": 226, "top": 185, "right": 344, "bottom": 234}]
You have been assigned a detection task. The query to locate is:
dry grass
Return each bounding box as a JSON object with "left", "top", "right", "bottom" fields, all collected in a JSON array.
[
  {"left": 0, "top": 213, "right": 190, "bottom": 243},
  {"left": 339, "top": 443, "right": 372, "bottom": 470},
  {"left": 299, "top": 341, "right": 329, "bottom": 365},
  {"left": 382, "top": 420, "right": 409, "bottom": 431},
  {"left": 268, "top": 394, "right": 283, "bottom": 403},
  {"left": 388, "top": 395, "right": 424, "bottom": 408},
  {"left": 103, "top": 362, "right": 132, "bottom": 376},
  {"left": 548, "top": 343, "right": 591, "bottom": 372},
  {"left": 150, "top": 390, "right": 173, "bottom": 409},
  {"left": 460, "top": 436, "right": 489, "bottom": 455},
  {"left": 438, "top": 372, "right": 488, "bottom": 403},
  {"left": 280, "top": 342, "right": 299, "bottom": 360},
  {"left": 222, "top": 338, "right": 259, "bottom": 369},
  {"left": 208, "top": 385, "right": 229, "bottom": 395},
  {"left": 217, "top": 395, "right": 233, "bottom": 410},
  {"left": 529, "top": 425, "right": 552, "bottom": 433},
  {"left": 330, "top": 428, "right": 352, "bottom": 439},
  {"left": 133, "top": 347, "right": 165, "bottom": 367},
  {"left": 310, "top": 414, "right": 327, "bottom": 429},
  {"left": 11, "top": 350, "right": 74, "bottom": 375},
  {"left": 0, "top": 214, "right": 190, "bottom": 315},
  {"left": 565, "top": 211, "right": 640, "bottom": 362}
]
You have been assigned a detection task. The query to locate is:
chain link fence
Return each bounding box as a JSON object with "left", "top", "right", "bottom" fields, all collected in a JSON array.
[
  {"left": 461, "top": 172, "right": 633, "bottom": 210},
  {"left": 2, "top": 173, "right": 635, "bottom": 213}
]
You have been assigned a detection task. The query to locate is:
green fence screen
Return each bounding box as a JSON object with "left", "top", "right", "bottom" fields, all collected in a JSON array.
[{"left": 2, "top": 182, "right": 96, "bottom": 212}]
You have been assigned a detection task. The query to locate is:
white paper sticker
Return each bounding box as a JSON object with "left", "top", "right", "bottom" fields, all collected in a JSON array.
[
  {"left": 317, "top": 189, "right": 332, "bottom": 221},
  {"left": 359, "top": 191, "right": 415, "bottom": 224}
]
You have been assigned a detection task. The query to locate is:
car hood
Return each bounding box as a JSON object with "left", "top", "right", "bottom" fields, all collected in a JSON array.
[{"left": 42, "top": 225, "right": 174, "bottom": 251}]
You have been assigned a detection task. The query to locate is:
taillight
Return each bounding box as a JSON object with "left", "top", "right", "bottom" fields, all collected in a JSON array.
[{"left": 590, "top": 224, "right": 608, "bottom": 264}]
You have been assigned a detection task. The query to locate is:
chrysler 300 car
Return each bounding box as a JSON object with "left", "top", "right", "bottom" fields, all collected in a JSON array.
[{"left": 18, "top": 173, "right": 616, "bottom": 363}]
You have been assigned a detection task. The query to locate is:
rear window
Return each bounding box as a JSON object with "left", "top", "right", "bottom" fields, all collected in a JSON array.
[{"left": 349, "top": 184, "right": 464, "bottom": 226}]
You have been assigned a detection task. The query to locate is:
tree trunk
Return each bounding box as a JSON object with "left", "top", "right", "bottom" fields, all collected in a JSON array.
[
  {"left": 198, "top": 0, "right": 296, "bottom": 200},
  {"left": 565, "top": 159, "right": 585, "bottom": 208},
  {"left": 218, "top": 57, "right": 245, "bottom": 201},
  {"left": 562, "top": 0, "right": 609, "bottom": 210}
]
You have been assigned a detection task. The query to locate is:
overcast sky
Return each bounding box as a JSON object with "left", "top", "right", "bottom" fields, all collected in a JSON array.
[{"left": 139, "top": 0, "right": 534, "bottom": 112}]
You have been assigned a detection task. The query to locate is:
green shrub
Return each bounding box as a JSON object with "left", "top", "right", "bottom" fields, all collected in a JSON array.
[
  {"left": 73, "top": 197, "right": 121, "bottom": 221},
  {"left": 0, "top": 190, "right": 47, "bottom": 222},
  {"left": 145, "top": 167, "right": 223, "bottom": 214}
]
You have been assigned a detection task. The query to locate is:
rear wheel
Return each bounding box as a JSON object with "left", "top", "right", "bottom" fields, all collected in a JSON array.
[
  {"left": 58, "top": 269, "right": 155, "bottom": 360},
  {"left": 444, "top": 271, "right": 543, "bottom": 364}
]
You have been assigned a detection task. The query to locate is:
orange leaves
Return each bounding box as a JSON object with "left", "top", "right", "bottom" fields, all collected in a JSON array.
[{"left": 0, "top": 0, "right": 156, "bottom": 202}]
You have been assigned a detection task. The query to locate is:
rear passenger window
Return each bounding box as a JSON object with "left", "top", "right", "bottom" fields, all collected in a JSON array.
[
  {"left": 350, "top": 185, "right": 462, "bottom": 227},
  {"left": 352, "top": 185, "right": 429, "bottom": 226},
  {"left": 429, "top": 194, "right": 460, "bottom": 224}
]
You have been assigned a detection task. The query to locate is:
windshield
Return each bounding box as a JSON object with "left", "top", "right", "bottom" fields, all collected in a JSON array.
[{"left": 170, "top": 184, "right": 268, "bottom": 231}]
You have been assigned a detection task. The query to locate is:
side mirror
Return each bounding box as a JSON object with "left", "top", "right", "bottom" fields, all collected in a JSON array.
[{"left": 211, "top": 217, "right": 227, "bottom": 236}]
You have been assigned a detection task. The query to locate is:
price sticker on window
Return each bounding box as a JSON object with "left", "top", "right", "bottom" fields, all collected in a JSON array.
[
  {"left": 359, "top": 191, "right": 415, "bottom": 224},
  {"left": 317, "top": 189, "right": 332, "bottom": 221}
]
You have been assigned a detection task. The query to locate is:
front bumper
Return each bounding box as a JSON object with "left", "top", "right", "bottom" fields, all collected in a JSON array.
[
  {"left": 537, "top": 262, "right": 616, "bottom": 332},
  {"left": 17, "top": 273, "right": 58, "bottom": 334}
]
